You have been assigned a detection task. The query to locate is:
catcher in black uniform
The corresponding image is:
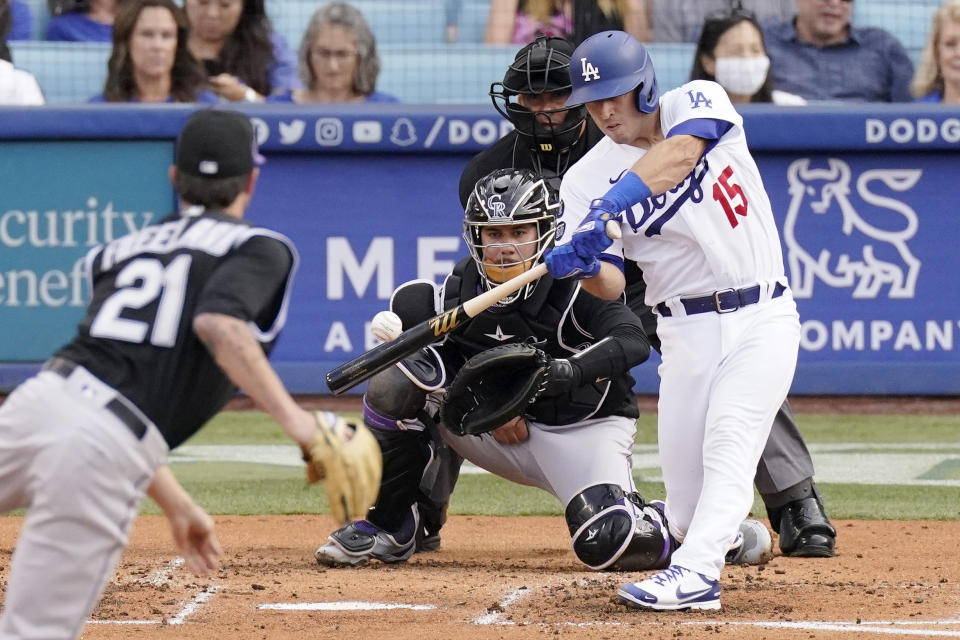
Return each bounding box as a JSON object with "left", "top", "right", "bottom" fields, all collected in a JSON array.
[
  {"left": 457, "top": 35, "right": 835, "bottom": 558},
  {"left": 314, "top": 168, "right": 687, "bottom": 571}
]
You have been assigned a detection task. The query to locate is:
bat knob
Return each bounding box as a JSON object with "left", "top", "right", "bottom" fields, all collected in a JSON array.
[{"left": 605, "top": 220, "right": 621, "bottom": 240}]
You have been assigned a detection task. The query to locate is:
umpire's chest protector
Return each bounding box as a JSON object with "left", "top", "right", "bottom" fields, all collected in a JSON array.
[{"left": 443, "top": 258, "right": 587, "bottom": 359}]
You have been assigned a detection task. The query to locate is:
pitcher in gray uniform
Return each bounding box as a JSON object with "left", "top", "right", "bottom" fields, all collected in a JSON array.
[{"left": 0, "top": 109, "right": 356, "bottom": 640}]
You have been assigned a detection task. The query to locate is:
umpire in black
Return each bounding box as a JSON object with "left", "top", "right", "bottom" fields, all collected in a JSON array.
[
  {"left": 456, "top": 35, "right": 836, "bottom": 558},
  {"left": 0, "top": 109, "right": 360, "bottom": 639}
]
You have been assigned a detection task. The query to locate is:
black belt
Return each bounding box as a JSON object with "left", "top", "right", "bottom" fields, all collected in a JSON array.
[
  {"left": 42, "top": 357, "right": 147, "bottom": 440},
  {"left": 656, "top": 282, "right": 785, "bottom": 317}
]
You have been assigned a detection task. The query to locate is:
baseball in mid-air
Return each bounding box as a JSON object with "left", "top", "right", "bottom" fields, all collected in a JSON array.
[{"left": 371, "top": 310, "right": 403, "bottom": 342}]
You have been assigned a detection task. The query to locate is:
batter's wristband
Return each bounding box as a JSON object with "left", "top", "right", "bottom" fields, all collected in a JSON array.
[{"left": 603, "top": 172, "right": 652, "bottom": 210}]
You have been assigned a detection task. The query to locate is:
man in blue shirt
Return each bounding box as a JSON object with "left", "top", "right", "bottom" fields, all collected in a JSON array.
[{"left": 764, "top": 0, "right": 913, "bottom": 102}]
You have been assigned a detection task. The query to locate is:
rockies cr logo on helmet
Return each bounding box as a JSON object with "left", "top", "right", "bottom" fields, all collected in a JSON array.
[{"left": 487, "top": 194, "right": 508, "bottom": 217}]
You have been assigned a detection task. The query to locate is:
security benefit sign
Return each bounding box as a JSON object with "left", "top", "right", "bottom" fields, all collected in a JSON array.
[
  {"left": 0, "top": 141, "right": 171, "bottom": 360},
  {"left": 763, "top": 155, "right": 959, "bottom": 394}
]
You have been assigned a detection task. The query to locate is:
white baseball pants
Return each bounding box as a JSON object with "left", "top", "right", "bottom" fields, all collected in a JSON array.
[
  {"left": 656, "top": 295, "right": 800, "bottom": 579},
  {"left": 440, "top": 415, "right": 638, "bottom": 507},
  {"left": 0, "top": 369, "right": 168, "bottom": 640}
]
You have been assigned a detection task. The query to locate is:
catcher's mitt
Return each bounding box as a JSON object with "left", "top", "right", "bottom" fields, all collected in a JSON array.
[
  {"left": 440, "top": 342, "right": 551, "bottom": 436},
  {"left": 304, "top": 411, "right": 382, "bottom": 523}
]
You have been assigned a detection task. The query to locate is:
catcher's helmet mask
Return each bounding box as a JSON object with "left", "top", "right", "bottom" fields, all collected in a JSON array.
[
  {"left": 566, "top": 30, "right": 660, "bottom": 114},
  {"left": 490, "top": 35, "right": 588, "bottom": 176},
  {"left": 464, "top": 169, "right": 559, "bottom": 304}
]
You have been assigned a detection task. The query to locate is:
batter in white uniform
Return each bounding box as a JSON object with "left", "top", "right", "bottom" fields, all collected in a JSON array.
[{"left": 546, "top": 31, "right": 801, "bottom": 611}]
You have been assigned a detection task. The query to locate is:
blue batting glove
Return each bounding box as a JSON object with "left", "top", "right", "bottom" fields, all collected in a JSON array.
[
  {"left": 545, "top": 244, "right": 602, "bottom": 280},
  {"left": 588, "top": 197, "right": 623, "bottom": 221},
  {"left": 570, "top": 199, "right": 622, "bottom": 258}
]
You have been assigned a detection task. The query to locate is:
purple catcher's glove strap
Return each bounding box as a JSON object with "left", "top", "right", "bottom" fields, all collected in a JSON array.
[{"left": 545, "top": 244, "right": 601, "bottom": 280}]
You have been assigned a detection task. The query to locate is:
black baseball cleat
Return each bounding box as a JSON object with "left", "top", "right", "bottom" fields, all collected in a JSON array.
[
  {"left": 415, "top": 525, "right": 441, "bottom": 552},
  {"left": 777, "top": 496, "right": 836, "bottom": 557}
]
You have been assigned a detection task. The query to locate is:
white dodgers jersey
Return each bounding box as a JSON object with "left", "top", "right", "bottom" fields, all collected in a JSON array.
[{"left": 558, "top": 80, "right": 787, "bottom": 308}]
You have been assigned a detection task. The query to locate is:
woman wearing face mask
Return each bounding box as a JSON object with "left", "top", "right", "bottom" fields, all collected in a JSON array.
[{"left": 690, "top": 7, "right": 804, "bottom": 106}]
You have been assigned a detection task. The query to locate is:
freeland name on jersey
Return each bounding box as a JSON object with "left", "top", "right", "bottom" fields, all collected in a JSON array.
[{"left": 100, "top": 215, "right": 251, "bottom": 271}]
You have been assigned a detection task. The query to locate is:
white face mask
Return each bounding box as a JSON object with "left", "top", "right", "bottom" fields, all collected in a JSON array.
[{"left": 714, "top": 55, "right": 771, "bottom": 97}]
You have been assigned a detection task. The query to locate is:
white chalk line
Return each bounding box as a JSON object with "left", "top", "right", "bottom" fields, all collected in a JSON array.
[
  {"left": 471, "top": 586, "right": 531, "bottom": 625},
  {"left": 168, "top": 584, "right": 222, "bottom": 625},
  {"left": 138, "top": 557, "right": 184, "bottom": 587},
  {"left": 90, "top": 556, "right": 220, "bottom": 626},
  {"left": 259, "top": 601, "right": 436, "bottom": 611},
  {"left": 471, "top": 583, "right": 960, "bottom": 637}
]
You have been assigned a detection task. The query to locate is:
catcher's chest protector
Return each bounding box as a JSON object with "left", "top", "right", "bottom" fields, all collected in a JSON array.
[{"left": 443, "top": 259, "right": 586, "bottom": 358}]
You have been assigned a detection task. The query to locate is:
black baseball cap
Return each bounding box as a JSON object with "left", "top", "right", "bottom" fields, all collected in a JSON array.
[
  {"left": 502, "top": 35, "right": 575, "bottom": 95},
  {"left": 175, "top": 109, "right": 265, "bottom": 179}
]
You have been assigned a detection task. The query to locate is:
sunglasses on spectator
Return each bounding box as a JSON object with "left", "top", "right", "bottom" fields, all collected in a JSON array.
[{"left": 311, "top": 48, "right": 357, "bottom": 61}]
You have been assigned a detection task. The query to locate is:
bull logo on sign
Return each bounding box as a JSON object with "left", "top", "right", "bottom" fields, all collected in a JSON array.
[
  {"left": 783, "top": 158, "right": 922, "bottom": 299},
  {"left": 487, "top": 194, "right": 507, "bottom": 218}
]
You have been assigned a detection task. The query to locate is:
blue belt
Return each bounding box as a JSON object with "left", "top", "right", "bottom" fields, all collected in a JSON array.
[
  {"left": 42, "top": 357, "right": 148, "bottom": 440},
  {"left": 656, "top": 282, "right": 786, "bottom": 317}
]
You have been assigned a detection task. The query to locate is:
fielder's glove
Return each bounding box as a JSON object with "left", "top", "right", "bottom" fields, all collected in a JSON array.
[
  {"left": 440, "top": 342, "right": 577, "bottom": 436},
  {"left": 304, "top": 411, "right": 382, "bottom": 523}
]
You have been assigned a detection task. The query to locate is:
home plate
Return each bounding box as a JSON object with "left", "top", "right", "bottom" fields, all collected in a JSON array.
[{"left": 258, "top": 602, "right": 436, "bottom": 611}]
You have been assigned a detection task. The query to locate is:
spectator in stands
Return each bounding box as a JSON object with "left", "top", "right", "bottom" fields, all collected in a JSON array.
[
  {"left": 184, "top": 0, "right": 297, "bottom": 102},
  {"left": 1, "top": 0, "right": 44, "bottom": 103},
  {"left": 269, "top": 2, "right": 396, "bottom": 103},
  {"left": 912, "top": 0, "right": 960, "bottom": 104},
  {"left": 91, "top": 0, "right": 216, "bottom": 103},
  {"left": 46, "top": 0, "right": 116, "bottom": 42},
  {"left": 764, "top": 0, "right": 913, "bottom": 102},
  {"left": 485, "top": 0, "right": 573, "bottom": 45},
  {"left": 445, "top": 0, "right": 461, "bottom": 43},
  {"left": 572, "top": 0, "right": 650, "bottom": 44},
  {"left": 651, "top": 0, "right": 793, "bottom": 43},
  {"left": 690, "top": 6, "right": 805, "bottom": 105},
  {"left": 7, "top": 0, "right": 31, "bottom": 40}
]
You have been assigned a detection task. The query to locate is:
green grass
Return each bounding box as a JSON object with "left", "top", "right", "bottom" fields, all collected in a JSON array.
[
  {"left": 632, "top": 413, "right": 960, "bottom": 445},
  {"left": 142, "top": 410, "right": 960, "bottom": 520}
]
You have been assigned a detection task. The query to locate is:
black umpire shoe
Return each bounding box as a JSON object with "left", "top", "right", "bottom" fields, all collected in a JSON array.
[{"left": 777, "top": 496, "right": 837, "bottom": 557}]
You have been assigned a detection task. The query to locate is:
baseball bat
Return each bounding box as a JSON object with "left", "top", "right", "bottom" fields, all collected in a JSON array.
[{"left": 324, "top": 220, "right": 621, "bottom": 395}]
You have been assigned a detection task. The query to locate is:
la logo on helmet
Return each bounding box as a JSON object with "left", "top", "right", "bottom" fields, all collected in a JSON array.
[{"left": 580, "top": 58, "right": 600, "bottom": 82}]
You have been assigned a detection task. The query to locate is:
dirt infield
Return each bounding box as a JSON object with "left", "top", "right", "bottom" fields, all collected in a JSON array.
[{"left": 2, "top": 515, "right": 958, "bottom": 639}]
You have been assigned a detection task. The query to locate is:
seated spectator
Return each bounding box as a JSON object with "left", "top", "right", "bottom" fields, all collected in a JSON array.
[
  {"left": 8, "top": 0, "right": 32, "bottom": 40},
  {"left": 184, "top": 0, "right": 298, "bottom": 102},
  {"left": 651, "top": 0, "right": 794, "bottom": 43},
  {"left": 690, "top": 7, "right": 804, "bottom": 105},
  {"left": 572, "top": 0, "right": 650, "bottom": 45},
  {"left": 46, "top": 0, "right": 116, "bottom": 42},
  {"left": 912, "top": 0, "right": 960, "bottom": 104},
  {"left": 764, "top": 0, "right": 913, "bottom": 103},
  {"left": 445, "top": 0, "right": 460, "bottom": 43},
  {"left": 91, "top": 0, "right": 216, "bottom": 103},
  {"left": 485, "top": 0, "right": 573, "bottom": 45},
  {"left": 269, "top": 2, "right": 396, "bottom": 103},
  {"left": 1, "top": 0, "right": 44, "bottom": 103}
]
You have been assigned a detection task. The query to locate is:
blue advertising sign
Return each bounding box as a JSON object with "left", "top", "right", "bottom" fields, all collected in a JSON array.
[
  {"left": 0, "top": 105, "right": 957, "bottom": 394},
  {"left": 0, "top": 140, "right": 173, "bottom": 361},
  {"left": 762, "top": 154, "right": 959, "bottom": 394}
]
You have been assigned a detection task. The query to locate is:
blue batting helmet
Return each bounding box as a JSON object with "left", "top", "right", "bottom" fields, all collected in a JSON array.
[{"left": 566, "top": 31, "right": 659, "bottom": 114}]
